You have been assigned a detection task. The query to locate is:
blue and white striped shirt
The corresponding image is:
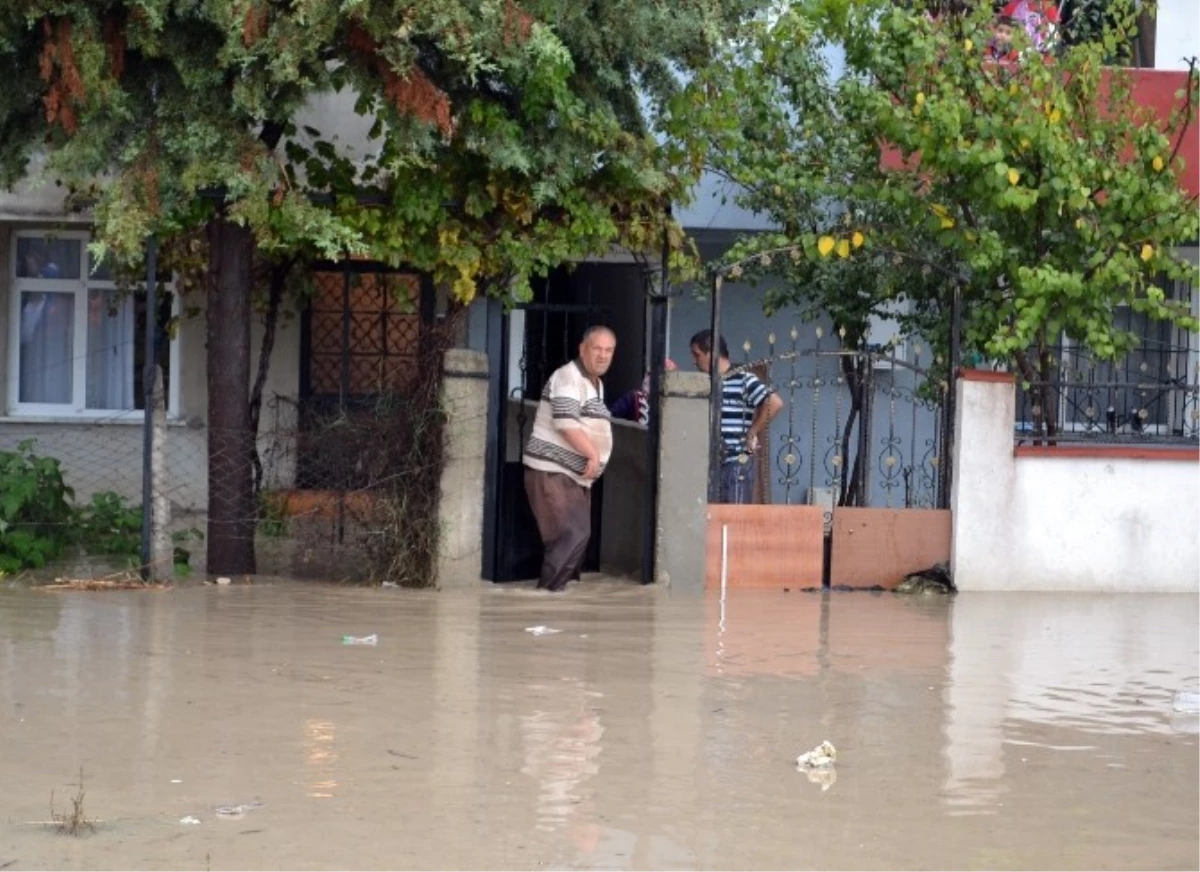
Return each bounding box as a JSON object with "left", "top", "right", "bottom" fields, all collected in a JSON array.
[{"left": 719, "top": 371, "right": 773, "bottom": 461}]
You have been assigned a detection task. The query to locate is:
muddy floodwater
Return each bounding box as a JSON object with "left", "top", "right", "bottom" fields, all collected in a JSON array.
[{"left": 0, "top": 580, "right": 1196, "bottom": 871}]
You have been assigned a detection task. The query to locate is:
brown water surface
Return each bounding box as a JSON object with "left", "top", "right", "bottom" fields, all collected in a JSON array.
[{"left": 1, "top": 580, "right": 1196, "bottom": 870}]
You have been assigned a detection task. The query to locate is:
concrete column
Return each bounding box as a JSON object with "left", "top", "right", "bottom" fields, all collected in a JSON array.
[
  {"left": 436, "top": 349, "right": 489, "bottom": 587},
  {"left": 949, "top": 371, "right": 1016, "bottom": 591},
  {"left": 654, "top": 370, "right": 710, "bottom": 590}
]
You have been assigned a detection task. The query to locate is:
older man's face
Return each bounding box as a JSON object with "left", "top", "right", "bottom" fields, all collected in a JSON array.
[{"left": 579, "top": 330, "right": 616, "bottom": 378}]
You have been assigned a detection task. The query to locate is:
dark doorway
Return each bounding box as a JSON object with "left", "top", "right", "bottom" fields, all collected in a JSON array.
[{"left": 483, "top": 264, "right": 645, "bottom": 582}]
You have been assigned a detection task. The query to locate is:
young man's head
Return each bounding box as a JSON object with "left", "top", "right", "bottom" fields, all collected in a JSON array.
[
  {"left": 578, "top": 325, "right": 616, "bottom": 378},
  {"left": 688, "top": 329, "right": 729, "bottom": 375}
]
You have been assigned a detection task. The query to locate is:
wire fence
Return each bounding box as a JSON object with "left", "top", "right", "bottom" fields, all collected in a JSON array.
[{"left": 0, "top": 319, "right": 459, "bottom": 585}]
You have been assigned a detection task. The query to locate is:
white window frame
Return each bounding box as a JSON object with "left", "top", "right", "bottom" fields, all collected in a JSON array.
[{"left": 6, "top": 229, "right": 181, "bottom": 420}]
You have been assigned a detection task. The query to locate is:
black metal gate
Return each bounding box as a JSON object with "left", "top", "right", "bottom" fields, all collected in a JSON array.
[{"left": 483, "top": 296, "right": 610, "bottom": 581}]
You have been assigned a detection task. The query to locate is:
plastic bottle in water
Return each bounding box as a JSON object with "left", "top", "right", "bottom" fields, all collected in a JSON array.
[{"left": 342, "top": 634, "right": 378, "bottom": 646}]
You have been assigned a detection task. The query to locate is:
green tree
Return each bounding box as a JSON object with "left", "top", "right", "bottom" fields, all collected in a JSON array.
[
  {"left": 671, "top": 0, "right": 1198, "bottom": 437},
  {"left": 0, "top": 0, "right": 758, "bottom": 574}
]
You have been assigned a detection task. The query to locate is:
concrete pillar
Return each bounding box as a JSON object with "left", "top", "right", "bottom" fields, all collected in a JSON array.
[
  {"left": 654, "top": 370, "right": 710, "bottom": 590},
  {"left": 949, "top": 371, "right": 1016, "bottom": 590},
  {"left": 436, "top": 349, "right": 489, "bottom": 587}
]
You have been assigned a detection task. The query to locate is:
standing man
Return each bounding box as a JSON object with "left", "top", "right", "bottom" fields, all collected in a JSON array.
[
  {"left": 523, "top": 326, "right": 617, "bottom": 591},
  {"left": 689, "top": 329, "right": 783, "bottom": 504}
]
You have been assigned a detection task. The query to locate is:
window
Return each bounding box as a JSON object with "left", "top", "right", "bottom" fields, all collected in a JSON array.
[{"left": 7, "top": 231, "right": 177, "bottom": 417}]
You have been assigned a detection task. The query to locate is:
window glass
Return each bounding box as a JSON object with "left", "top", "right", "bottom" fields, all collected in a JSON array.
[
  {"left": 16, "top": 237, "right": 82, "bottom": 280},
  {"left": 18, "top": 291, "right": 75, "bottom": 403}
]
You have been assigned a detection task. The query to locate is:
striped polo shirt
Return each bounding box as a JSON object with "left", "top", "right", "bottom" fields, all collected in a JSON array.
[
  {"left": 719, "top": 370, "right": 774, "bottom": 461},
  {"left": 524, "top": 359, "right": 613, "bottom": 487}
]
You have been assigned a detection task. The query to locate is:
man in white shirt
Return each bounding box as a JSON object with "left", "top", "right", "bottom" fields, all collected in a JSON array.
[{"left": 523, "top": 326, "right": 616, "bottom": 591}]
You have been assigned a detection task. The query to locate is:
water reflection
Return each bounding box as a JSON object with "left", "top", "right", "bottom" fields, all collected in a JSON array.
[{"left": 303, "top": 719, "right": 339, "bottom": 798}]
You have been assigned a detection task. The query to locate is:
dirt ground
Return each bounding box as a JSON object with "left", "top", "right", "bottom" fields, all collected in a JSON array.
[{"left": 0, "top": 579, "right": 1196, "bottom": 871}]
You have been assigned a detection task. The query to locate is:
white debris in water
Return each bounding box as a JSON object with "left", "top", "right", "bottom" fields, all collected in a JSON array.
[
  {"left": 179, "top": 816, "right": 201, "bottom": 825},
  {"left": 796, "top": 740, "right": 837, "bottom": 769},
  {"left": 1174, "top": 691, "right": 1199, "bottom": 713},
  {"left": 214, "top": 801, "right": 262, "bottom": 820},
  {"left": 216, "top": 577, "right": 232, "bottom": 586},
  {"left": 170, "top": 779, "right": 182, "bottom": 784},
  {"left": 524, "top": 626, "right": 561, "bottom": 636}
]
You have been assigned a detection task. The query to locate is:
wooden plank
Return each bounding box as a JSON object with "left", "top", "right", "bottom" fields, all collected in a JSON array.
[
  {"left": 829, "top": 507, "right": 951, "bottom": 589},
  {"left": 705, "top": 504, "right": 825, "bottom": 590}
]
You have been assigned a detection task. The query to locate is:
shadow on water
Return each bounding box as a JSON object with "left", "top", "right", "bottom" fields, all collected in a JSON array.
[{"left": 0, "top": 579, "right": 1195, "bottom": 871}]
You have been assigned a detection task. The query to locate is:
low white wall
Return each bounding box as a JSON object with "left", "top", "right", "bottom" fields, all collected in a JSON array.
[{"left": 951, "top": 374, "right": 1200, "bottom": 592}]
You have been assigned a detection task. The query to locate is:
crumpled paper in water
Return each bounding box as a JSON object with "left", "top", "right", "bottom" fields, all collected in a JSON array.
[
  {"left": 524, "top": 626, "right": 561, "bottom": 636},
  {"left": 796, "top": 740, "right": 838, "bottom": 790}
]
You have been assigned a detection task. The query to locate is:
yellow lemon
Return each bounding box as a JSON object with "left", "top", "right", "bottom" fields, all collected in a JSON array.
[
  {"left": 1140, "top": 243, "right": 1154, "bottom": 262},
  {"left": 817, "top": 236, "right": 835, "bottom": 257},
  {"left": 940, "top": 216, "right": 955, "bottom": 229},
  {"left": 852, "top": 231, "right": 865, "bottom": 249},
  {"left": 964, "top": 39, "right": 973, "bottom": 51},
  {"left": 1007, "top": 168, "right": 1020, "bottom": 185},
  {"left": 915, "top": 92, "right": 925, "bottom": 105},
  {"left": 1048, "top": 108, "right": 1061, "bottom": 124},
  {"left": 836, "top": 239, "right": 851, "bottom": 259},
  {"left": 1152, "top": 155, "right": 1164, "bottom": 172}
]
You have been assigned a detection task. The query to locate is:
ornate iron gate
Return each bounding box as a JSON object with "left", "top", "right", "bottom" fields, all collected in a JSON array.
[{"left": 709, "top": 328, "right": 951, "bottom": 511}]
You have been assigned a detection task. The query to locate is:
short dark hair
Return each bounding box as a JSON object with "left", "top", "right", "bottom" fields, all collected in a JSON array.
[{"left": 689, "top": 329, "right": 729, "bottom": 359}]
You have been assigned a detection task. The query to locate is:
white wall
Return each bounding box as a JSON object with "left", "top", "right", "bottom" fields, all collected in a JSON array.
[
  {"left": 1155, "top": 0, "right": 1200, "bottom": 71},
  {"left": 951, "top": 375, "right": 1200, "bottom": 592}
]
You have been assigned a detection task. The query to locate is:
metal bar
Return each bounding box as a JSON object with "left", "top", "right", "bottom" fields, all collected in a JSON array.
[
  {"left": 642, "top": 222, "right": 670, "bottom": 584},
  {"left": 707, "top": 273, "right": 724, "bottom": 503},
  {"left": 480, "top": 298, "right": 506, "bottom": 580},
  {"left": 139, "top": 235, "right": 158, "bottom": 580},
  {"left": 340, "top": 265, "right": 351, "bottom": 410}
]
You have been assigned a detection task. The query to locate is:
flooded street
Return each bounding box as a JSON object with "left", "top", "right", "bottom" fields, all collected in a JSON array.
[{"left": 0, "top": 581, "right": 1196, "bottom": 871}]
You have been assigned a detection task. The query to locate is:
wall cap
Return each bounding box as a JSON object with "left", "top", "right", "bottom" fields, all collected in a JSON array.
[
  {"left": 443, "top": 348, "right": 488, "bottom": 377},
  {"left": 1015, "top": 444, "right": 1199, "bottom": 462},
  {"left": 663, "top": 371, "right": 710, "bottom": 399},
  {"left": 958, "top": 368, "right": 1015, "bottom": 383}
]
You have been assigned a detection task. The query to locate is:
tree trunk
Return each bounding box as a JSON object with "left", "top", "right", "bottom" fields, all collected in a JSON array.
[{"left": 206, "top": 216, "right": 257, "bottom": 576}]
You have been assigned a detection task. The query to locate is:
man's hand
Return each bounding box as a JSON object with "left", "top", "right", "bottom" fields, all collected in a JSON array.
[
  {"left": 746, "top": 432, "right": 760, "bottom": 453},
  {"left": 583, "top": 455, "right": 601, "bottom": 480}
]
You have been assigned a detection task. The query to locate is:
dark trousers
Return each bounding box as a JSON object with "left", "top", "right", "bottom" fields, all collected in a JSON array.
[
  {"left": 524, "top": 468, "right": 593, "bottom": 591},
  {"left": 718, "top": 456, "right": 756, "bottom": 504}
]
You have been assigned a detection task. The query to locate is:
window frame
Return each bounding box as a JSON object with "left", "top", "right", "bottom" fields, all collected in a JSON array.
[{"left": 6, "top": 229, "right": 181, "bottom": 420}]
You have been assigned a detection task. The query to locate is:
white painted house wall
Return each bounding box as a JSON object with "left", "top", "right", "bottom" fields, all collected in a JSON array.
[
  {"left": 951, "top": 374, "right": 1200, "bottom": 592},
  {"left": 1155, "top": 0, "right": 1199, "bottom": 71}
]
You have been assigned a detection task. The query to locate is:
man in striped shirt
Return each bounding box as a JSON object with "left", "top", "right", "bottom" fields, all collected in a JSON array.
[
  {"left": 523, "top": 326, "right": 616, "bottom": 591},
  {"left": 689, "top": 329, "right": 783, "bottom": 504}
]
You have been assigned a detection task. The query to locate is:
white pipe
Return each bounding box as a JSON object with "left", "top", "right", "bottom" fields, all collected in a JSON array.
[{"left": 719, "top": 523, "right": 729, "bottom": 634}]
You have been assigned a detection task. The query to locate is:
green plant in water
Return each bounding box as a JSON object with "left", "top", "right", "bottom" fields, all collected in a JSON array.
[
  {"left": 76, "top": 491, "right": 142, "bottom": 563},
  {"left": 0, "top": 440, "right": 75, "bottom": 573}
]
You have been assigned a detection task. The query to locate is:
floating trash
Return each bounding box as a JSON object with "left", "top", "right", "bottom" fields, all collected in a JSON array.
[
  {"left": 524, "top": 626, "right": 561, "bottom": 636},
  {"left": 341, "top": 634, "right": 378, "bottom": 646},
  {"left": 1173, "top": 691, "right": 1199, "bottom": 713},
  {"left": 796, "top": 740, "right": 837, "bottom": 769},
  {"left": 179, "top": 816, "right": 201, "bottom": 826},
  {"left": 214, "top": 801, "right": 262, "bottom": 820}
]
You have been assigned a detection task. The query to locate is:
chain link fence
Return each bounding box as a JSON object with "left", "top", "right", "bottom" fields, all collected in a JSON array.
[{"left": 0, "top": 316, "right": 458, "bottom": 585}]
